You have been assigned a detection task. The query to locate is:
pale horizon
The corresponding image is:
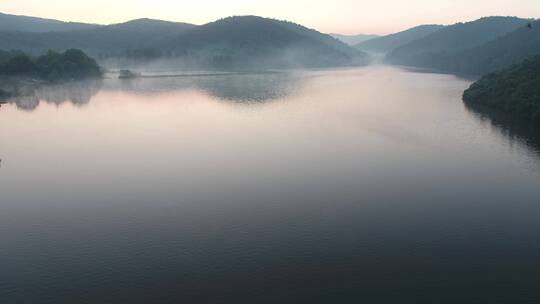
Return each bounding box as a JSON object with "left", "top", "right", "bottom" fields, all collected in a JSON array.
[{"left": 1, "top": 0, "right": 539, "bottom": 35}]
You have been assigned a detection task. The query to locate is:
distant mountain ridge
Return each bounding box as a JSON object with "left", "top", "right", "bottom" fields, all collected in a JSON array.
[
  {"left": 430, "top": 20, "right": 540, "bottom": 75},
  {"left": 0, "top": 13, "right": 366, "bottom": 69},
  {"left": 385, "top": 16, "right": 530, "bottom": 72},
  {"left": 331, "top": 34, "right": 379, "bottom": 46},
  {"left": 354, "top": 24, "right": 444, "bottom": 53},
  {"left": 0, "top": 18, "right": 197, "bottom": 55},
  {"left": 0, "top": 12, "right": 98, "bottom": 32}
]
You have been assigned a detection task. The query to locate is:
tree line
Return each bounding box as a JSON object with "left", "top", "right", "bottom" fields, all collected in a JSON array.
[
  {"left": 463, "top": 55, "right": 540, "bottom": 121},
  {"left": 0, "top": 49, "right": 101, "bottom": 81}
]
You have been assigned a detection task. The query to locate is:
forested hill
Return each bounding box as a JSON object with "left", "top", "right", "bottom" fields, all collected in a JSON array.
[
  {"left": 164, "top": 16, "right": 366, "bottom": 68},
  {"left": 0, "top": 18, "right": 196, "bottom": 56},
  {"left": 463, "top": 55, "right": 540, "bottom": 121},
  {"left": 0, "top": 14, "right": 365, "bottom": 69},
  {"left": 432, "top": 20, "right": 540, "bottom": 75},
  {"left": 0, "top": 12, "right": 98, "bottom": 32},
  {"left": 385, "top": 16, "right": 529, "bottom": 70},
  {"left": 354, "top": 24, "right": 444, "bottom": 53}
]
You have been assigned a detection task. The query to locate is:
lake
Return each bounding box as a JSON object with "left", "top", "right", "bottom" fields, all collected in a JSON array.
[{"left": 1, "top": 65, "right": 540, "bottom": 303}]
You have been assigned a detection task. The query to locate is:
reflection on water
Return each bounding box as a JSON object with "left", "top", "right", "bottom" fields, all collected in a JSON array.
[
  {"left": 465, "top": 103, "right": 540, "bottom": 157},
  {"left": 5, "top": 80, "right": 103, "bottom": 111},
  {"left": 3, "top": 73, "right": 303, "bottom": 112},
  {"left": 2, "top": 65, "right": 540, "bottom": 303},
  {"left": 105, "top": 72, "right": 304, "bottom": 103}
]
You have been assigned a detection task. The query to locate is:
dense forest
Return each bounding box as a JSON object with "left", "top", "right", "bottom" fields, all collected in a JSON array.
[
  {"left": 0, "top": 49, "right": 101, "bottom": 81},
  {"left": 432, "top": 20, "right": 540, "bottom": 75},
  {"left": 0, "top": 88, "right": 9, "bottom": 99},
  {"left": 463, "top": 55, "right": 540, "bottom": 121},
  {"left": 385, "top": 17, "right": 534, "bottom": 75},
  {"left": 162, "top": 16, "right": 366, "bottom": 69},
  {"left": 1, "top": 11, "right": 538, "bottom": 77},
  {"left": 386, "top": 17, "right": 529, "bottom": 70}
]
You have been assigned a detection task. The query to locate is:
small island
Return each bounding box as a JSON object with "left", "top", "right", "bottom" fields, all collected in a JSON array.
[
  {"left": 463, "top": 55, "right": 540, "bottom": 121},
  {"left": 0, "top": 49, "right": 101, "bottom": 97},
  {"left": 119, "top": 69, "right": 140, "bottom": 79}
]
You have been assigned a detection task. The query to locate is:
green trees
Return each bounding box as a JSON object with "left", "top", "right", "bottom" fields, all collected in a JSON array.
[
  {"left": 0, "top": 15, "right": 365, "bottom": 69},
  {"left": 1, "top": 53, "right": 36, "bottom": 74},
  {"left": 446, "top": 20, "right": 540, "bottom": 75},
  {"left": 0, "top": 88, "right": 10, "bottom": 99},
  {"left": 164, "top": 16, "right": 365, "bottom": 69},
  {"left": 385, "top": 17, "right": 530, "bottom": 74},
  {"left": 463, "top": 56, "right": 540, "bottom": 121},
  {"left": 0, "top": 49, "right": 101, "bottom": 81}
]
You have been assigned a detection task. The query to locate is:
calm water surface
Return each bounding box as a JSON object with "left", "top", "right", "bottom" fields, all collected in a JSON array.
[{"left": 1, "top": 65, "right": 540, "bottom": 303}]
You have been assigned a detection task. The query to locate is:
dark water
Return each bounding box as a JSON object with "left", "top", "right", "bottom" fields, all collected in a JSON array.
[{"left": 1, "top": 65, "right": 540, "bottom": 303}]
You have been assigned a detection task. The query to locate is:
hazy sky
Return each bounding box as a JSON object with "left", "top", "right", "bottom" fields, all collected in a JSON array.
[{"left": 1, "top": 0, "right": 539, "bottom": 34}]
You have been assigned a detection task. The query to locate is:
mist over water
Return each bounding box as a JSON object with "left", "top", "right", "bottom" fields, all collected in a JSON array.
[{"left": 1, "top": 65, "right": 540, "bottom": 303}]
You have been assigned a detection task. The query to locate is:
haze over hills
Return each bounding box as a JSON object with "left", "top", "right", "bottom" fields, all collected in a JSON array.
[
  {"left": 0, "top": 18, "right": 196, "bottom": 56},
  {"left": 1, "top": 11, "right": 538, "bottom": 74},
  {"left": 162, "top": 16, "right": 364, "bottom": 68},
  {"left": 330, "top": 34, "right": 379, "bottom": 46},
  {"left": 0, "top": 12, "right": 98, "bottom": 32},
  {"left": 386, "top": 16, "right": 530, "bottom": 70},
  {"left": 354, "top": 24, "right": 444, "bottom": 53},
  {"left": 0, "top": 13, "right": 366, "bottom": 69},
  {"left": 427, "top": 20, "right": 540, "bottom": 75}
]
